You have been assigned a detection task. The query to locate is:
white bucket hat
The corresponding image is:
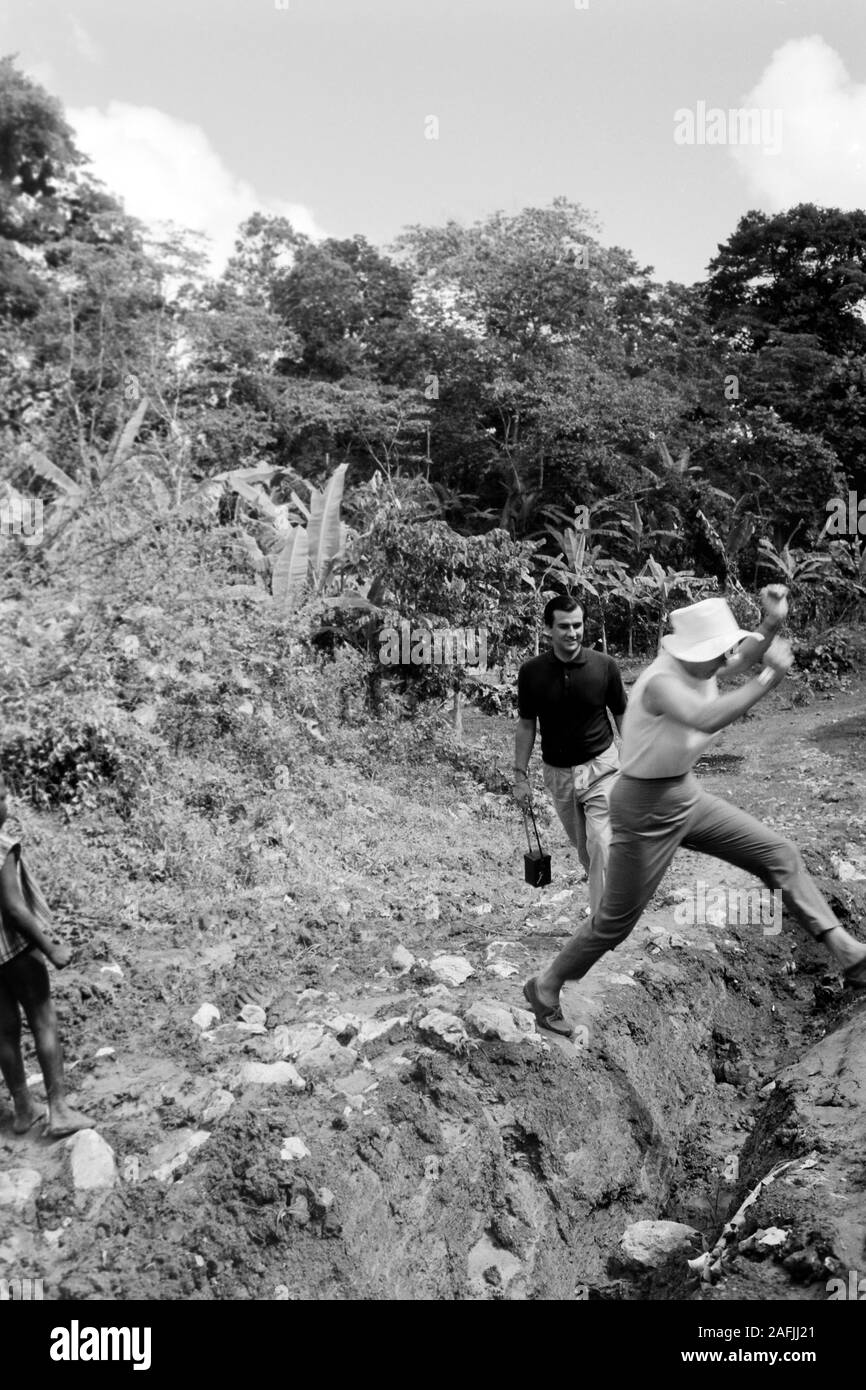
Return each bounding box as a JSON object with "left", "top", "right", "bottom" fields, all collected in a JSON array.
[{"left": 661, "top": 598, "right": 761, "bottom": 662}]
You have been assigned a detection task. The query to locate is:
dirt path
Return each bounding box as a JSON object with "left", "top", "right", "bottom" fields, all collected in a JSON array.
[{"left": 1, "top": 673, "right": 864, "bottom": 1300}]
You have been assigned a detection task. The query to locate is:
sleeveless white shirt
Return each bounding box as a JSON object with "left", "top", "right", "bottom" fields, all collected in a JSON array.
[{"left": 619, "top": 650, "right": 722, "bottom": 778}]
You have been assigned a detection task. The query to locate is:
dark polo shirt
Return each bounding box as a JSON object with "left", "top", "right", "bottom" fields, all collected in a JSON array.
[{"left": 517, "top": 647, "right": 627, "bottom": 768}]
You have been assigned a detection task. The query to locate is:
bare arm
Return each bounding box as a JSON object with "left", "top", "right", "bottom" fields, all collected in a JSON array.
[
  {"left": 645, "top": 641, "right": 791, "bottom": 734},
  {"left": 513, "top": 717, "right": 536, "bottom": 804},
  {"left": 719, "top": 585, "right": 788, "bottom": 682},
  {"left": 0, "top": 852, "right": 69, "bottom": 967},
  {"left": 514, "top": 717, "right": 536, "bottom": 772}
]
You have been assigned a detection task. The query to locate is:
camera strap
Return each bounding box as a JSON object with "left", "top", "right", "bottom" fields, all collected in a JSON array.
[{"left": 522, "top": 804, "right": 545, "bottom": 856}]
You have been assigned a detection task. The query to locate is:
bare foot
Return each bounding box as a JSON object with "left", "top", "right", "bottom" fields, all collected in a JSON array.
[
  {"left": 46, "top": 942, "right": 72, "bottom": 969},
  {"left": 12, "top": 1105, "right": 44, "bottom": 1135},
  {"left": 45, "top": 1106, "right": 95, "bottom": 1139}
]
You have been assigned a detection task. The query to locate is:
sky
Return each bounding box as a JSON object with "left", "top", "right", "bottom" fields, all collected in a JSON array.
[{"left": 2, "top": 0, "right": 866, "bottom": 284}]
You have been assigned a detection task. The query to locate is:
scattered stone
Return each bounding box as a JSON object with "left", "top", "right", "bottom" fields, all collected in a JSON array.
[
  {"left": 417, "top": 1009, "right": 469, "bottom": 1054},
  {"left": 100, "top": 963, "right": 124, "bottom": 978},
  {"left": 0, "top": 1168, "right": 41, "bottom": 1210},
  {"left": 464, "top": 1000, "right": 537, "bottom": 1045},
  {"left": 121, "top": 1156, "right": 141, "bottom": 1184},
  {"left": 238, "top": 1004, "right": 267, "bottom": 1028},
  {"left": 335, "top": 897, "right": 352, "bottom": 917},
  {"left": 429, "top": 955, "right": 474, "bottom": 987},
  {"left": 472, "top": 902, "right": 493, "bottom": 915},
  {"left": 148, "top": 1129, "right": 211, "bottom": 1183},
  {"left": 322, "top": 1014, "right": 363, "bottom": 1043},
  {"left": 318, "top": 1187, "right": 336, "bottom": 1209},
  {"left": 487, "top": 961, "right": 519, "bottom": 979},
  {"left": 280, "top": 1023, "right": 328, "bottom": 1056},
  {"left": 66, "top": 1130, "right": 117, "bottom": 1192},
  {"left": 297, "top": 988, "right": 324, "bottom": 1003},
  {"left": 280, "top": 1136, "right": 311, "bottom": 1162},
  {"left": 289, "top": 1194, "right": 311, "bottom": 1226},
  {"left": 331, "top": 1070, "right": 379, "bottom": 1097},
  {"left": 201, "top": 1088, "right": 234, "bottom": 1123},
  {"left": 94, "top": 1047, "right": 116, "bottom": 1059},
  {"left": 294, "top": 1034, "right": 359, "bottom": 1081},
  {"left": 390, "top": 945, "right": 415, "bottom": 973},
  {"left": 422, "top": 895, "right": 441, "bottom": 922},
  {"left": 619, "top": 1219, "right": 702, "bottom": 1271},
  {"left": 739, "top": 1226, "right": 789, "bottom": 1256},
  {"left": 274, "top": 1285, "right": 291, "bottom": 1300},
  {"left": 192, "top": 1003, "right": 220, "bottom": 1031},
  {"left": 240, "top": 1060, "right": 306, "bottom": 1090},
  {"left": 831, "top": 848, "right": 866, "bottom": 881},
  {"left": 546, "top": 889, "right": 574, "bottom": 904},
  {"left": 355, "top": 1016, "right": 409, "bottom": 1058}
]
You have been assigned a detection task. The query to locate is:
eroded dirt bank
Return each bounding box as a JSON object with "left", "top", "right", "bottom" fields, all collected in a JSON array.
[{"left": 1, "top": 676, "right": 865, "bottom": 1300}]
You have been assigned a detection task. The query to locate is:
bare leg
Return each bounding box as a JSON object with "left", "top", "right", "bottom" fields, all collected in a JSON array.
[
  {"left": 0, "top": 959, "right": 43, "bottom": 1132},
  {"left": 6, "top": 951, "right": 94, "bottom": 1137}
]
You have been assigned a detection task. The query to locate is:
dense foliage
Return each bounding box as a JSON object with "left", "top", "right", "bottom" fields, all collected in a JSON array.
[{"left": 1, "top": 57, "right": 865, "bottom": 814}]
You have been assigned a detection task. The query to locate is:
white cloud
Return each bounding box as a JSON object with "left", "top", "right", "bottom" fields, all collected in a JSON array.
[
  {"left": 731, "top": 36, "right": 866, "bottom": 209},
  {"left": 68, "top": 102, "right": 323, "bottom": 273}
]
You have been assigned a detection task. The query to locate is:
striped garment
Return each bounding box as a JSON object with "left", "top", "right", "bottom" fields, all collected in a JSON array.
[{"left": 0, "top": 830, "right": 53, "bottom": 967}]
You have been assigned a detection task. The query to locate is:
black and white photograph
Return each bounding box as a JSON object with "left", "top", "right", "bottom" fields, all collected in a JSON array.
[{"left": 1, "top": 0, "right": 866, "bottom": 1344}]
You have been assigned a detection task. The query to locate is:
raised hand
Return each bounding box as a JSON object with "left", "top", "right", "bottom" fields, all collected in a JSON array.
[
  {"left": 759, "top": 584, "right": 789, "bottom": 624},
  {"left": 762, "top": 636, "right": 794, "bottom": 676}
]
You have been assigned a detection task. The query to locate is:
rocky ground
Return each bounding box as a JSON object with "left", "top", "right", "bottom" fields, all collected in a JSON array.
[{"left": 1, "top": 662, "right": 865, "bottom": 1301}]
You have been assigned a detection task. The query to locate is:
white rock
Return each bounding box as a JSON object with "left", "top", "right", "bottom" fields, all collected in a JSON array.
[
  {"left": 238, "top": 1004, "right": 267, "bottom": 1027},
  {"left": 0, "top": 1168, "right": 42, "bottom": 1209},
  {"left": 294, "top": 1034, "right": 359, "bottom": 1080},
  {"left": 390, "top": 945, "right": 415, "bottom": 973},
  {"left": 100, "top": 963, "right": 124, "bottom": 978},
  {"left": 280, "top": 1023, "right": 328, "bottom": 1057},
  {"left": 486, "top": 961, "right": 519, "bottom": 979},
  {"left": 464, "top": 1000, "right": 536, "bottom": 1044},
  {"left": 66, "top": 1130, "right": 117, "bottom": 1192},
  {"left": 620, "top": 1219, "right": 701, "bottom": 1270},
  {"left": 355, "top": 1016, "right": 409, "bottom": 1058},
  {"left": 240, "top": 1061, "right": 306, "bottom": 1090},
  {"left": 422, "top": 895, "right": 441, "bottom": 922},
  {"left": 192, "top": 1003, "right": 221, "bottom": 1031},
  {"left": 832, "top": 853, "right": 866, "bottom": 881},
  {"left": 149, "top": 1129, "right": 211, "bottom": 1183},
  {"left": 280, "top": 1136, "right": 311, "bottom": 1162},
  {"left": 95, "top": 1047, "right": 116, "bottom": 1059},
  {"left": 417, "top": 1009, "right": 469, "bottom": 1053},
  {"left": 472, "top": 902, "right": 493, "bottom": 915},
  {"left": 201, "top": 1088, "right": 235, "bottom": 1123},
  {"left": 752, "top": 1226, "right": 789, "bottom": 1252},
  {"left": 297, "top": 988, "right": 324, "bottom": 1003},
  {"left": 429, "top": 955, "right": 474, "bottom": 986},
  {"left": 322, "top": 1014, "right": 363, "bottom": 1041},
  {"left": 274, "top": 1285, "right": 291, "bottom": 1300}
]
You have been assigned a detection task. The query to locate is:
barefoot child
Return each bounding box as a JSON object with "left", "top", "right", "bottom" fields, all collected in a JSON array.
[{"left": 0, "top": 774, "right": 94, "bottom": 1137}]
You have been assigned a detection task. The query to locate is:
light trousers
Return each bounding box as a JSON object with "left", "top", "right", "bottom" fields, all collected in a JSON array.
[
  {"left": 551, "top": 771, "right": 838, "bottom": 982},
  {"left": 543, "top": 743, "right": 620, "bottom": 915}
]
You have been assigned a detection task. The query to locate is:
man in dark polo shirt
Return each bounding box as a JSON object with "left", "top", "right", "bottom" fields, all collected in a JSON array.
[{"left": 514, "top": 596, "right": 627, "bottom": 914}]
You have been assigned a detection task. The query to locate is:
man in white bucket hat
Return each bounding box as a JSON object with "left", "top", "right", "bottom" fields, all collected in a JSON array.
[{"left": 524, "top": 585, "right": 866, "bottom": 1034}]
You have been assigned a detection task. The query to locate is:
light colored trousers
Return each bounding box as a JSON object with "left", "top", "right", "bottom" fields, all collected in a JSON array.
[
  {"left": 551, "top": 771, "right": 838, "bottom": 983},
  {"left": 543, "top": 743, "right": 620, "bottom": 915}
]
